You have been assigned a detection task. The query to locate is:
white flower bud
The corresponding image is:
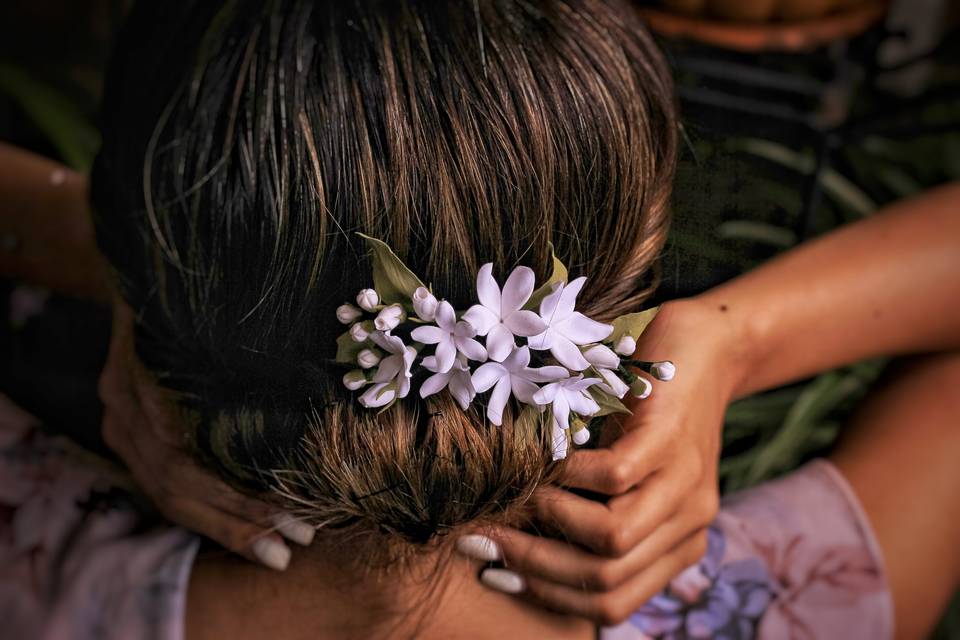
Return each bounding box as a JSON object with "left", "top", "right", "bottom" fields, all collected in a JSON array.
[
  {"left": 336, "top": 304, "right": 362, "bottom": 324},
  {"left": 650, "top": 360, "right": 676, "bottom": 381},
  {"left": 350, "top": 321, "right": 372, "bottom": 343},
  {"left": 615, "top": 335, "right": 637, "bottom": 356},
  {"left": 357, "top": 348, "right": 381, "bottom": 369},
  {"left": 582, "top": 344, "right": 620, "bottom": 369},
  {"left": 572, "top": 427, "right": 591, "bottom": 446},
  {"left": 356, "top": 288, "right": 380, "bottom": 311},
  {"left": 411, "top": 287, "right": 438, "bottom": 321},
  {"left": 630, "top": 376, "right": 653, "bottom": 399},
  {"left": 342, "top": 370, "right": 367, "bottom": 390},
  {"left": 374, "top": 304, "right": 406, "bottom": 331}
]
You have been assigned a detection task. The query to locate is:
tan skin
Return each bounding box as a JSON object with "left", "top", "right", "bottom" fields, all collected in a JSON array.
[{"left": 2, "top": 143, "right": 959, "bottom": 636}]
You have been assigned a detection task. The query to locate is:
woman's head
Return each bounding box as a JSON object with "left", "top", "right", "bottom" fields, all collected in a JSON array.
[{"left": 92, "top": 0, "right": 676, "bottom": 555}]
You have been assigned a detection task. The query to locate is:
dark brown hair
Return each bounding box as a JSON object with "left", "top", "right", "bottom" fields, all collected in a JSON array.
[{"left": 92, "top": 0, "right": 676, "bottom": 554}]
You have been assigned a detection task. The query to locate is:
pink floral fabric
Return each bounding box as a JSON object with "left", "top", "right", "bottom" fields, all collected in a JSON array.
[
  {"left": 602, "top": 460, "right": 894, "bottom": 640},
  {"left": 0, "top": 394, "right": 892, "bottom": 639}
]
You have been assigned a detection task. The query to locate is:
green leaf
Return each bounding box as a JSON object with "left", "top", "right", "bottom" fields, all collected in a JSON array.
[
  {"left": 588, "top": 386, "right": 631, "bottom": 417},
  {"left": 357, "top": 233, "right": 425, "bottom": 305},
  {"left": 526, "top": 243, "right": 568, "bottom": 310},
  {"left": 335, "top": 330, "right": 366, "bottom": 365},
  {"left": 609, "top": 307, "right": 660, "bottom": 343},
  {"left": 513, "top": 404, "right": 544, "bottom": 449}
]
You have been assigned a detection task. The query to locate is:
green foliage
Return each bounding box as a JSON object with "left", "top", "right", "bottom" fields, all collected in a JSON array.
[
  {"left": 356, "top": 233, "right": 425, "bottom": 305},
  {"left": 527, "top": 243, "right": 568, "bottom": 310},
  {"left": 609, "top": 307, "right": 660, "bottom": 343}
]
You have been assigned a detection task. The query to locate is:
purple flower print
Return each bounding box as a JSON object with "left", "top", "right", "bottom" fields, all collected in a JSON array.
[{"left": 629, "top": 527, "right": 774, "bottom": 639}]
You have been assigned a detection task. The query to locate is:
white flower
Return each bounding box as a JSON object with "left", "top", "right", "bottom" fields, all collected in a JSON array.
[
  {"left": 356, "top": 288, "right": 380, "bottom": 311},
  {"left": 583, "top": 344, "right": 629, "bottom": 399},
  {"left": 359, "top": 332, "right": 417, "bottom": 408},
  {"left": 337, "top": 304, "right": 363, "bottom": 324},
  {"left": 615, "top": 335, "right": 637, "bottom": 356},
  {"left": 650, "top": 360, "right": 676, "bottom": 381},
  {"left": 533, "top": 375, "right": 602, "bottom": 430},
  {"left": 419, "top": 354, "right": 476, "bottom": 410},
  {"left": 411, "top": 300, "right": 487, "bottom": 373},
  {"left": 412, "top": 287, "right": 439, "bottom": 321},
  {"left": 529, "top": 278, "right": 613, "bottom": 371},
  {"left": 572, "top": 426, "right": 591, "bottom": 445},
  {"left": 350, "top": 321, "right": 372, "bottom": 343},
  {"left": 342, "top": 370, "right": 367, "bottom": 390},
  {"left": 357, "top": 348, "right": 381, "bottom": 369},
  {"left": 462, "top": 264, "right": 547, "bottom": 363},
  {"left": 374, "top": 304, "right": 406, "bottom": 331},
  {"left": 471, "top": 346, "right": 567, "bottom": 426}
]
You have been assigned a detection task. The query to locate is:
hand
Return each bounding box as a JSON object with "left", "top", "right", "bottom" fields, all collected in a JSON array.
[
  {"left": 98, "top": 300, "right": 315, "bottom": 570},
  {"left": 465, "top": 298, "right": 742, "bottom": 625}
]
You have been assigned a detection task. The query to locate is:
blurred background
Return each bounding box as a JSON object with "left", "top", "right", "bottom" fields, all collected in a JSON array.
[{"left": 1, "top": 0, "right": 959, "bottom": 634}]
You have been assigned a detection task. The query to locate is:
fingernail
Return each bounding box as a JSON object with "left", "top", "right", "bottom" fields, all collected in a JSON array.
[
  {"left": 481, "top": 568, "right": 525, "bottom": 594},
  {"left": 273, "top": 514, "right": 316, "bottom": 546},
  {"left": 252, "top": 537, "right": 291, "bottom": 571},
  {"left": 456, "top": 534, "right": 503, "bottom": 562}
]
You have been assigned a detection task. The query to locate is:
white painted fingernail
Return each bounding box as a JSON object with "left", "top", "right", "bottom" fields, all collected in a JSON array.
[
  {"left": 481, "top": 568, "right": 525, "bottom": 594},
  {"left": 456, "top": 534, "right": 502, "bottom": 562},
  {"left": 273, "top": 514, "right": 315, "bottom": 546},
  {"left": 252, "top": 537, "right": 291, "bottom": 571}
]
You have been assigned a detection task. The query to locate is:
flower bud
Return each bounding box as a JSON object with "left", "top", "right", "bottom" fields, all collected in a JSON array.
[
  {"left": 342, "top": 370, "right": 367, "bottom": 390},
  {"left": 357, "top": 348, "right": 381, "bottom": 369},
  {"left": 412, "top": 287, "right": 438, "bottom": 321},
  {"left": 374, "top": 304, "right": 406, "bottom": 331},
  {"left": 650, "top": 360, "right": 676, "bottom": 381},
  {"left": 356, "top": 288, "right": 380, "bottom": 311},
  {"left": 615, "top": 335, "right": 637, "bottom": 356},
  {"left": 582, "top": 344, "right": 619, "bottom": 369},
  {"left": 630, "top": 376, "right": 653, "bottom": 399},
  {"left": 572, "top": 427, "right": 591, "bottom": 446},
  {"left": 350, "top": 321, "right": 372, "bottom": 343},
  {"left": 336, "top": 304, "right": 363, "bottom": 324}
]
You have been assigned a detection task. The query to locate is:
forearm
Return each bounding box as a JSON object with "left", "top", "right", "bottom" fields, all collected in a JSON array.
[
  {"left": 695, "top": 182, "right": 960, "bottom": 399},
  {"left": 0, "top": 143, "right": 109, "bottom": 300}
]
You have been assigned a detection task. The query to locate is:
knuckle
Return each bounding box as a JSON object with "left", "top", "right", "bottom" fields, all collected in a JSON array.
[
  {"left": 598, "top": 520, "right": 630, "bottom": 557},
  {"left": 603, "top": 461, "right": 634, "bottom": 494},
  {"left": 593, "top": 596, "right": 629, "bottom": 626},
  {"left": 590, "top": 561, "right": 622, "bottom": 592}
]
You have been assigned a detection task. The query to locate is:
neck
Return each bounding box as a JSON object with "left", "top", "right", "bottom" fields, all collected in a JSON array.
[{"left": 186, "top": 539, "right": 595, "bottom": 640}]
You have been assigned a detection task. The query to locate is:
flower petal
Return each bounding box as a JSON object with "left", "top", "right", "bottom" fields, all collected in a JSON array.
[
  {"left": 583, "top": 344, "right": 619, "bottom": 369},
  {"left": 510, "top": 377, "right": 540, "bottom": 404},
  {"left": 455, "top": 336, "right": 488, "bottom": 362},
  {"left": 550, "top": 337, "right": 592, "bottom": 371},
  {"left": 472, "top": 362, "right": 507, "bottom": 393},
  {"left": 556, "top": 277, "right": 586, "bottom": 319},
  {"left": 486, "top": 377, "right": 512, "bottom": 426},
  {"left": 557, "top": 312, "right": 613, "bottom": 345},
  {"left": 503, "top": 345, "right": 530, "bottom": 370},
  {"left": 360, "top": 383, "right": 395, "bottom": 408},
  {"left": 551, "top": 418, "right": 568, "bottom": 460},
  {"left": 435, "top": 338, "right": 457, "bottom": 373},
  {"left": 501, "top": 266, "right": 536, "bottom": 315},
  {"left": 566, "top": 390, "right": 600, "bottom": 416},
  {"left": 526, "top": 328, "right": 555, "bottom": 351},
  {"left": 553, "top": 394, "right": 571, "bottom": 431},
  {"left": 476, "top": 263, "right": 501, "bottom": 312},
  {"left": 448, "top": 370, "right": 476, "bottom": 411},
  {"left": 373, "top": 355, "right": 402, "bottom": 382},
  {"left": 463, "top": 305, "right": 499, "bottom": 336},
  {"left": 532, "top": 382, "right": 559, "bottom": 406},
  {"left": 524, "top": 365, "right": 569, "bottom": 383},
  {"left": 420, "top": 371, "right": 451, "bottom": 398},
  {"left": 598, "top": 368, "right": 630, "bottom": 399},
  {"left": 486, "top": 323, "right": 516, "bottom": 362},
  {"left": 435, "top": 300, "right": 456, "bottom": 331},
  {"left": 396, "top": 375, "right": 412, "bottom": 398},
  {"left": 504, "top": 309, "right": 547, "bottom": 337},
  {"left": 410, "top": 325, "right": 446, "bottom": 345},
  {"left": 538, "top": 282, "right": 564, "bottom": 322}
]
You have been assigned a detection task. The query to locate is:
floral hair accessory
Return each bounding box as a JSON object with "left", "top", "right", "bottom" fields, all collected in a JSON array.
[{"left": 335, "top": 235, "right": 674, "bottom": 460}]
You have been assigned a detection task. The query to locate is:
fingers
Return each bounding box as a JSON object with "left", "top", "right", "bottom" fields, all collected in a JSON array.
[
  {"left": 517, "top": 531, "right": 708, "bottom": 626},
  {"left": 495, "top": 501, "right": 708, "bottom": 592},
  {"left": 560, "top": 418, "right": 667, "bottom": 495}
]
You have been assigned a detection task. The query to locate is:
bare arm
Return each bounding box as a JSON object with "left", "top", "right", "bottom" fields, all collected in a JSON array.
[
  {"left": 0, "top": 143, "right": 109, "bottom": 300},
  {"left": 702, "top": 181, "right": 960, "bottom": 398}
]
